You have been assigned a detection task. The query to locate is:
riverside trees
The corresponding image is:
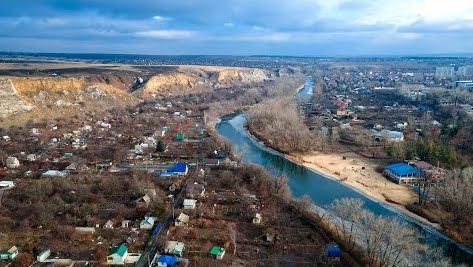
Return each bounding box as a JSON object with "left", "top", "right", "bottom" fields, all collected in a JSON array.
[
  {"left": 441, "top": 168, "right": 473, "bottom": 224},
  {"left": 247, "top": 97, "right": 316, "bottom": 153},
  {"left": 326, "top": 198, "right": 464, "bottom": 267}
]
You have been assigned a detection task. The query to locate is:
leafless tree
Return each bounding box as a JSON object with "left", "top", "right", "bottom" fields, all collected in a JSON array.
[
  {"left": 328, "top": 198, "right": 364, "bottom": 251},
  {"left": 228, "top": 224, "right": 237, "bottom": 255},
  {"left": 441, "top": 168, "right": 473, "bottom": 224}
]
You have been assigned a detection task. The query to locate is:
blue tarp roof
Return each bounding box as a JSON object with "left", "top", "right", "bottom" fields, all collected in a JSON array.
[
  {"left": 158, "top": 255, "right": 176, "bottom": 266},
  {"left": 168, "top": 163, "right": 187, "bottom": 173},
  {"left": 327, "top": 244, "right": 342, "bottom": 257},
  {"left": 385, "top": 163, "right": 420, "bottom": 176}
]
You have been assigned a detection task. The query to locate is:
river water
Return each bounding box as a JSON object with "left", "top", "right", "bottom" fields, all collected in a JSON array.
[{"left": 216, "top": 79, "right": 473, "bottom": 265}]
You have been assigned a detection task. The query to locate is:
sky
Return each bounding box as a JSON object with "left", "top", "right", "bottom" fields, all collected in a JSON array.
[{"left": 1, "top": 0, "right": 473, "bottom": 56}]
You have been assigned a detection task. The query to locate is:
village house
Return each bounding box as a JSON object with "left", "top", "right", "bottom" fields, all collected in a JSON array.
[
  {"left": 164, "top": 241, "right": 185, "bottom": 257},
  {"left": 41, "top": 170, "right": 69, "bottom": 178},
  {"left": 168, "top": 163, "right": 188, "bottom": 176},
  {"left": 253, "top": 213, "right": 262, "bottom": 224},
  {"left": 107, "top": 244, "right": 128, "bottom": 265},
  {"left": 327, "top": 243, "right": 342, "bottom": 262},
  {"left": 0, "top": 181, "right": 15, "bottom": 189},
  {"left": 103, "top": 220, "right": 114, "bottom": 229},
  {"left": 157, "top": 255, "right": 176, "bottom": 267},
  {"left": 121, "top": 220, "right": 130, "bottom": 228},
  {"left": 209, "top": 246, "right": 225, "bottom": 260},
  {"left": 183, "top": 199, "right": 197, "bottom": 209},
  {"left": 175, "top": 213, "right": 190, "bottom": 227},
  {"left": 136, "top": 194, "right": 151, "bottom": 208},
  {"left": 26, "top": 154, "right": 37, "bottom": 162},
  {"left": 383, "top": 163, "right": 422, "bottom": 184},
  {"left": 140, "top": 216, "right": 155, "bottom": 229},
  {"left": 2, "top": 136, "right": 10, "bottom": 142},
  {"left": 0, "top": 246, "right": 18, "bottom": 260},
  {"left": 36, "top": 249, "right": 51, "bottom": 262},
  {"left": 186, "top": 182, "right": 205, "bottom": 198},
  {"left": 372, "top": 130, "right": 404, "bottom": 142},
  {"left": 6, "top": 157, "right": 20, "bottom": 169}
]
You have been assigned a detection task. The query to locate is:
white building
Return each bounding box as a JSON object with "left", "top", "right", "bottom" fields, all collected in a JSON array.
[
  {"left": 183, "top": 199, "right": 197, "bottom": 209},
  {"left": 6, "top": 157, "right": 20, "bottom": 169}
]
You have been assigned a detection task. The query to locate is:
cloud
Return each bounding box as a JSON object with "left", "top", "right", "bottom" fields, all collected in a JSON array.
[
  {"left": 134, "top": 30, "right": 197, "bottom": 39},
  {"left": 0, "top": 0, "right": 472, "bottom": 55},
  {"left": 153, "top": 15, "right": 170, "bottom": 22}
]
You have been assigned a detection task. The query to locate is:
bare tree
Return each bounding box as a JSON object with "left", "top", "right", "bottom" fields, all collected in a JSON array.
[
  {"left": 328, "top": 198, "right": 364, "bottom": 251},
  {"left": 228, "top": 224, "right": 237, "bottom": 255},
  {"left": 441, "top": 168, "right": 473, "bottom": 224}
]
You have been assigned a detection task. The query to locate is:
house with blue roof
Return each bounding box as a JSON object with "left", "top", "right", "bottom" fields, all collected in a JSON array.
[
  {"left": 157, "top": 255, "right": 176, "bottom": 267},
  {"left": 167, "top": 163, "right": 188, "bottom": 176},
  {"left": 383, "top": 163, "right": 421, "bottom": 184},
  {"left": 327, "top": 243, "right": 341, "bottom": 260}
]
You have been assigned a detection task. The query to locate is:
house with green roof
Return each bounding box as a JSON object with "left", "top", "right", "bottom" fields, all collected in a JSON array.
[
  {"left": 107, "top": 244, "right": 128, "bottom": 265},
  {"left": 209, "top": 246, "right": 225, "bottom": 260},
  {"left": 0, "top": 246, "right": 18, "bottom": 260},
  {"left": 175, "top": 133, "right": 185, "bottom": 141}
]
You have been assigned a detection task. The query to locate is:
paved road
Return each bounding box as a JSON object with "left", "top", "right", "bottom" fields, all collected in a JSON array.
[{"left": 135, "top": 186, "right": 186, "bottom": 267}]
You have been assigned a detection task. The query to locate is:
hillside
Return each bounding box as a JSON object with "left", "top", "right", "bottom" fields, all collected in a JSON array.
[{"left": 0, "top": 65, "right": 270, "bottom": 126}]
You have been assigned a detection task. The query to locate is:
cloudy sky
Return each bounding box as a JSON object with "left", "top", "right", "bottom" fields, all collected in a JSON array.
[{"left": 1, "top": 0, "right": 473, "bottom": 56}]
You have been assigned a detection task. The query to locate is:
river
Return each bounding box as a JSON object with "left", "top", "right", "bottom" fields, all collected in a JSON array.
[{"left": 216, "top": 78, "right": 473, "bottom": 265}]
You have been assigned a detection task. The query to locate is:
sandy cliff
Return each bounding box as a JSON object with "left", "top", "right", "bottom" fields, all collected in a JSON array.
[{"left": 0, "top": 66, "right": 270, "bottom": 125}]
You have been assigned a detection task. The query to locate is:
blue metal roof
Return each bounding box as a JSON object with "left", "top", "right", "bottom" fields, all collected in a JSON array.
[
  {"left": 158, "top": 255, "right": 176, "bottom": 267},
  {"left": 168, "top": 163, "right": 187, "bottom": 173},
  {"left": 327, "top": 244, "right": 342, "bottom": 257},
  {"left": 385, "top": 163, "right": 420, "bottom": 176}
]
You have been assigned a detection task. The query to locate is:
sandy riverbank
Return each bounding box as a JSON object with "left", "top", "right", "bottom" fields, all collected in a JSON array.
[{"left": 291, "top": 151, "right": 442, "bottom": 230}]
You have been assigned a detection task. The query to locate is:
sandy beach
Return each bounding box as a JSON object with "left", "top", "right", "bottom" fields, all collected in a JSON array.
[{"left": 292, "top": 151, "right": 442, "bottom": 229}]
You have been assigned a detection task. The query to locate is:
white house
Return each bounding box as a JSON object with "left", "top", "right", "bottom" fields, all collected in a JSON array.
[
  {"left": 183, "top": 199, "right": 197, "bottom": 209},
  {"left": 103, "top": 220, "right": 114, "bottom": 229},
  {"left": 26, "top": 154, "right": 37, "bottom": 162},
  {"left": 36, "top": 249, "right": 51, "bottom": 262},
  {"left": 0, "top": 181, "right": 15, "bottom": 189},
  {"left": 107, "top": 244, "right": 128, "bottom": 265},
  {"left": 253, "top": 213, "right": 262, "bottom": 224},
  {"left": 6, "top": 157, "right": 20, "bottom": 169},
  {"left": 164, "top": 241, "right": 185, "bottom": 256},
  {"left": 175, "top": 213, "right": 190, "bottom": 227},
  {"left": 140, "top": 217, "right": 155, "bottom": 229}
]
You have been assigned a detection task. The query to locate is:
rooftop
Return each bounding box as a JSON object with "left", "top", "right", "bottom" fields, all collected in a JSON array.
[{"left": 385, "top": 163, "right": 420, "bottom": 176}]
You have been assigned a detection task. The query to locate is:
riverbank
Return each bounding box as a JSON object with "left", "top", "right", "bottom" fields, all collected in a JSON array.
[
  {"left": 292, "top": 151, "right": 443, "bottom": 230},
  {"left": 246, "top": 124, "right": 442, "bottom": 230}
]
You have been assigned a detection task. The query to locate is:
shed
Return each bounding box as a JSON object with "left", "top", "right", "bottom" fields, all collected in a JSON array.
[
  {"left": 104, "top": 220, "right": 114, "bottom": 229},
  {"left": 175, "top": 133, "right": 185, "bottom": 141},
  {"left": 327, "top": 244, "right": 342, "bottom": 260},
  {"left": 209, "top": 246, "right": 225, "bottom": 260},
  {"left": 121, "top": 220, "right": 130, "bottom": 228},
  {"left": 183, "top": 199, "right": 197, "bottom": 209},
  {"left": 37, "top": 249, "right": 51, "bottom": 262},
  {"left": 253, "top": 213, "right": 262, "bottom": 224}
]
